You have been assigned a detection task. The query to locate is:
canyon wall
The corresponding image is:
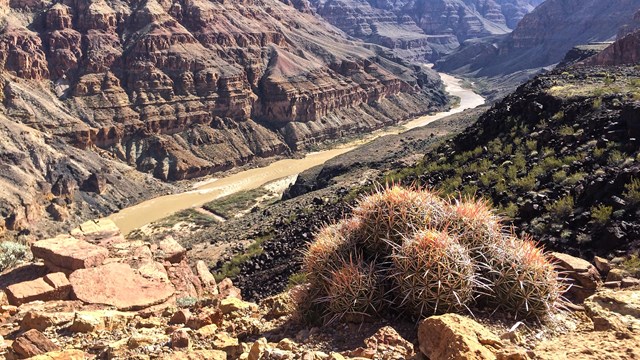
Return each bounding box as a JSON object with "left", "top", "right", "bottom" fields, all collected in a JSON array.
[
  {"left": 307, "top": 0, "right": 541, "bottom": 60},
  {"left": 0, "top": 0, "right": 446, "bottom": 237}
]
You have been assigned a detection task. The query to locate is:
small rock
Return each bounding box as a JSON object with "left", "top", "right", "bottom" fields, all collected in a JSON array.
[
  {"left": 171, "top": 328, "right": 191, "bottom": 349},
  {"left": 12, "top": 329, "right": 60, "bottom": 358},
  {"left": 166, "top": 350, "right": 227, "bottom": 360},
  {"left": 277, "top": 338, "right": 296, "bottom": 351},
  {"left": 196, "top": 260, "right": 218, "bottom": 294},
  {"left": 606, "top": 268, "right": 631, "bottom": 282},
  {"left": 136, "top": 317, "right": 164, "bottom": 329},
  {"left": 622, "top": 277, "right": 640, "bottom": 288},
  {"left": 20, "top": 311, "right": 74, "bottom": 331},
  {"left": 220, "top": 297, "right": 257, "bottom": 316},
  {"left": 169, "top": 309, "right": 191, "bottom": 325},
  {"left": 196, "top": 324, "right": 218, "bottom": 337},
  {"left": 218, "top": 278, "right": 242, "bottom": 299},
  {"left": 5, "top": 277, "right": 69, "bottom": 306},
  {"left": 550, "top": 252, "right": 601, "bottom": 302},
  {"left": 594, "top": 256, "right": 611, "bottom": 273},
  {"left": 186, "top": 307, "right": 223, "bottom": 330},
  {"left": 69, "top": 310, "right": 135, "bottom": 333},
  {"left": 212, "top": 332, "right": 242, "bottom": 358},
  {"left": 249, "top": 337, "right": 268, "bottom": 360},
  {"left": 261, "top": 292, "right": 294, "bottom": 318},
  {"left": 363, "top": 326, "right": 414, "bottom": 359},
  {"left": 418, "top": 314, "right": 502, "bottom": 360},
  {"left": 158, "top": 236, "right": 186, "bottom": 263},
  {"left": 127, "top": 333, "right": 160, "bottom": 348}
]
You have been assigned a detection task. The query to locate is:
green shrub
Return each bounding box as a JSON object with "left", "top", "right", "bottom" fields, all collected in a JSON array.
[
  {"left": 624, "top": 177, "right": 640, "bottom": 206},
  {"left": 0, "top": 241, "right": 29, "bottom": 272},
  {"left": 590, "top": 204, "right": 613, "bottom": 226},
  {"left": 547, "top": 195, "right": 575, "bottom": 219}
]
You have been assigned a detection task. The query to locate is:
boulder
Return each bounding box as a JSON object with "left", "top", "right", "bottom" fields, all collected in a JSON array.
[
  {"left": 418, "top": 314, "right": 502, "bottom": 360},
  {"left": 158, "top": 237, "right": 186, "bottom": 263},
  {"left": 69, "top": 263, "right": 175, "bottom": 310},
  {"left": 12, "top": 329, "right": 60, "bottom": 358},
  {"left": 550, "top": 252, "right": 601, "bottom": 302},
  {"left": 584, "top": 290, "right": 640, "bottom": 332},
  {"left": 5, "top": 275, "right": 70, "bottom": 306},
  {"left": 31, "top": 235, "right": 108, "bottom": 271}
]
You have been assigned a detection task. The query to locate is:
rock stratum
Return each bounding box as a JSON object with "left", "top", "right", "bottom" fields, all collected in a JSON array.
[
  {"left": 437, "top": 0, "right": 640, "bottom": 79},
  {"left": 0, "top": 0, "right": 448, "bottom": 239},
  {"left": 307, "top": 0, "right": 542, "bottom": 61}
]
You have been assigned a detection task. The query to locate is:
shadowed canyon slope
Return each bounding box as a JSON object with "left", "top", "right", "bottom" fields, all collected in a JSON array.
[
  {"left": 0, "top": 0, "right": 447, "bottom": 238},
  {"left": 307, "top": 0, "right": 543, "bottom": 60},
  {"left": 437, "top": 0, "right": 640, "bottom": 80}
]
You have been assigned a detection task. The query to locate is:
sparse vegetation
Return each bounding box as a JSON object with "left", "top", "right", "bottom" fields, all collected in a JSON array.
[
  {"left": 590, "top": 204, "right": 613, "bottom": 226},
  {"left": 203, "top": 188, "right": 272, "bottom": 219},
  {"left": 624, "top": 177, "right": 640, "bottom": 206},
  {"left": 0, "top": 241, "right": 30, "bottom": 272},
  {"left": 214, "top": 233, "right": 274, "bottom": 281},
  {"left": 548, "top": 195, "right": 575, "bottom": 219}
]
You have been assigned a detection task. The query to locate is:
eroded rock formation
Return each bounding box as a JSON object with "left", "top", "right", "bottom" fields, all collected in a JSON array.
[
  {"left": 308, "top": 0, "right": 542, "bottom": 60},
  {"left": 0, "top": 0, "right": 447, "bottom": 237}
]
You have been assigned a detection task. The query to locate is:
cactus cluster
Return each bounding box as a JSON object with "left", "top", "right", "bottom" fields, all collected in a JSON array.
[{"left": 300, "top": 185, "right": 564, "bottom": 323}]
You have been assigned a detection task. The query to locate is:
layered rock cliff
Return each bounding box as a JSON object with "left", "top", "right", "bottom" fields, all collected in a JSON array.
[
  {"left": 582, "top": 30, "right": 640, "bottom": 66},
  {"left": 0, "top": 0, "right": 447, "bottom": 239},
  {"left": 437, "top": 0, "right": 640, "bottom": 77},
  {"left": 308, "top": 0, "right": 541, "bottom": 61}
]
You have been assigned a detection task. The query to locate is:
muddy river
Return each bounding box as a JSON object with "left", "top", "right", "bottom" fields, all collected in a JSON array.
[{"left": 109, "top": 72, "right": 485, "bottom": 234}]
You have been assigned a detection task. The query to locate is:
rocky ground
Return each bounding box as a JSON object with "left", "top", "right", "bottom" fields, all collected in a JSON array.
[{"left": 0, "top": 219, "right": 639, "bottom": 360}]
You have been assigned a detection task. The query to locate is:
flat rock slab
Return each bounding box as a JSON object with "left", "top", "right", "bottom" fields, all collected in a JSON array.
[
  {"left": 70, "top": 263, "right": 175, "bottom": 310},
  {"left": 5, "top": 273, "right": 71, "bottom": 306},
  {"left": 32, "top": 235, "right": 108, "bottom": 271},
  {"left": 70, "top": 218, "right": 121, "bottom": 242}
]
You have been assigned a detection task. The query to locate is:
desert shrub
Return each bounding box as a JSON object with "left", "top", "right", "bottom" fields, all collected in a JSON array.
[
  {"left": 0, "top": 241, "right": 29, "bottom": 272},
  {"left": 590, "top": 204, "right": 613, "bottom": 226},
  {"left": 300, "top": 186, "right": 563, "bottom": 323},
  {"left": 624, "top": 177, "right": 640, "bottom": 206},
  {"left": 547, "top": 195, "right": 575, "bottom": 219}
]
